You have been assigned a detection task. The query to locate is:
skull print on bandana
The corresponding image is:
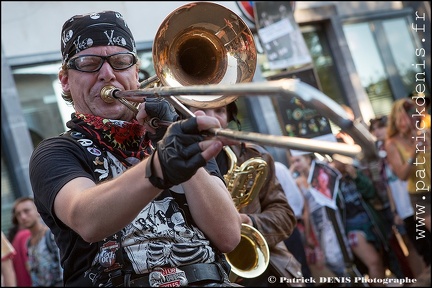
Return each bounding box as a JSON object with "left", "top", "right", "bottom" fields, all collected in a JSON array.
[{"left": 61, "top": 11, "right": 136, "bottom": 65}]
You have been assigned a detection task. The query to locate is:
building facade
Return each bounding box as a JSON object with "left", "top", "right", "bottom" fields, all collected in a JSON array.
[{"left": 1, "top": 1, "right": 430, "bottom": 232}]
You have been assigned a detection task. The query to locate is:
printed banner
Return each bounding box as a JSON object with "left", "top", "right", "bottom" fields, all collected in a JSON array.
[{"left": 254, "top": 2, "right": 312, "bottom": 70}]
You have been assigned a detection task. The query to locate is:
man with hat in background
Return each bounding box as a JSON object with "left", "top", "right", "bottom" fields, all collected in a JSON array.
[{"left": 29, "top": 10, "right": 243, "bottom": 287}]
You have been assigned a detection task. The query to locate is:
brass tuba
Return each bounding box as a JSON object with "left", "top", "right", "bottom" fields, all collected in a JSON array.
[{"left": 223, "top": 146, "right": 270, "bottom": 279}]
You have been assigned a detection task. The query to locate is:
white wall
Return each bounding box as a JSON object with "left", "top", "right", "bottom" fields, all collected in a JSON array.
[
  {"left": 1, "top": 1, "right": 403, "bottom": 59},
  {"left": 0, "top": 1, "right": 242, "bottom": 58}
]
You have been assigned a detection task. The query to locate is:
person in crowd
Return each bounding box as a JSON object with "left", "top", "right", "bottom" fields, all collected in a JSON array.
[
  {"left": 187, "top": 101, "right": 302, "bottom": 287},
  {"left": 275, "top": 161, "right": 314, "bottom": 286},
  {"left": 337, "top": 105, "right": 408, "bottom": 279},
  {"left": 289, "top": 154, "right": 352, "bottom": 279},
  {"left": 13, "top": 197, "right": 63, "bottom": 287},
  {"left": 8, "top": 200, "right": 32, "bottom": 287},
  {"left": 9, "top": 228, "right": 31, "bottom": 287},
  {"left": 29, "top": 10, "right": 242, "bottom": 287},
  {"left": 385, "top": 98, "right": 431, "bottom": 267},
  {"left": 369, "top": 115, "right": 427, "bottom": 277},
  {"left": 330, "top": 157, "right": 399, "bottom": 286},
  {"left": 2, "top": 231, "right": 17, "bottom": 287}
]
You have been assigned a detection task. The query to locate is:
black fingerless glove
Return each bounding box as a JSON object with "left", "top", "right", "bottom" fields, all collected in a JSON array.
[
  {"left": 145, "top": 117, "right": 207, "bottom": 189},
  {"left": 144, "top": 97, "right": 179, "bottom": 144}
]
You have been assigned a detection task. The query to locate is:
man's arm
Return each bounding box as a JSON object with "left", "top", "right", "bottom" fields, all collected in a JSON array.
[
  {"left": 182, "top": 168, "right": 242, "bottom": 253},
  {"left": 51, "top": 116, "right": 235, "bottom": 243}
]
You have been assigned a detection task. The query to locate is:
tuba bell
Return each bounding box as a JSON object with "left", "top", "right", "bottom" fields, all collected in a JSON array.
[{"left": 223, "top": 146, "right": 270, "bottom": 280}]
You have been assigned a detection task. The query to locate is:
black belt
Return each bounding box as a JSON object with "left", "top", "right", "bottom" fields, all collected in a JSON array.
[{"left": 111, "top": 263, "right": 226, "bottom": 287}]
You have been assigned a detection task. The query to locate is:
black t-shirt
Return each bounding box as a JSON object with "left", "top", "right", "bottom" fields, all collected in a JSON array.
[
  {"left": 30, "top": 135, "right": 98, "bottom": 286},
  {"left": 29, "top": 132, "right": 223, "bottom": 286}
]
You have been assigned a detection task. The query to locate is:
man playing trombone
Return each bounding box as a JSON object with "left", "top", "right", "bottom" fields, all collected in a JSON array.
[{"left": 29, "top": 10, "right": 243, "bottom": 287}]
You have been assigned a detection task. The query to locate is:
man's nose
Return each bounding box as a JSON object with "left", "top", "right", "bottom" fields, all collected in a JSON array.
[{"left": 98, "top": 61, "right": 116, "bottom": 82}]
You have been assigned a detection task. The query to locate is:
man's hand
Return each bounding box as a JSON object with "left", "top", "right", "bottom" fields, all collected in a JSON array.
[
  {"left": 137, "top": 97, "right": 179, "bottom": 144},
  {"left": 148, "top": 115, "right": 226, "bottom": 188}
]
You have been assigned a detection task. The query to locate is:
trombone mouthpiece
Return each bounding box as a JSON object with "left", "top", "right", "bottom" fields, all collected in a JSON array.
[{"left": 100, "top": 86, "right": 120, "bottom": 103}]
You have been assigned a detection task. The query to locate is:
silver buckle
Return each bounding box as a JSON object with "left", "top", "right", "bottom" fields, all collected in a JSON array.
[{"left": 149, "top": 267, "right": 188, "bottom": 287}]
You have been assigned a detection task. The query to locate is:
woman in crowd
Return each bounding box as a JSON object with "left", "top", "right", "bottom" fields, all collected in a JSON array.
[
  {"left": 385, "top": 98, "right": 431, "bottom": 267},
  {"left": 369, "top": 115, "right": 426, "bottom": 277},
  {"left": 8, "top": 198, "right": 32, "bottom": 287}
]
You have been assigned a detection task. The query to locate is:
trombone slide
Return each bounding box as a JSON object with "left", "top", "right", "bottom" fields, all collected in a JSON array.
[{"left": 100, "top": 79, "right": 372, "bottom": 160}]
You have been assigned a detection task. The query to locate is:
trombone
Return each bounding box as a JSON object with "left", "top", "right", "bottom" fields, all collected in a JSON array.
[{"left": 99, "top": 1, "right": 377, "bottom": 162}]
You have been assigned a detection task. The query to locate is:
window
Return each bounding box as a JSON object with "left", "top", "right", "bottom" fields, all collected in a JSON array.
[
  {"left": 343, "top": 16, "right": 428, "bottom": 117},
  {"left": 383, "top": 18, "right": 427, "bottom": 94},
  {"left": 301, "top": 25, "right": 345, "bottom": 106}
]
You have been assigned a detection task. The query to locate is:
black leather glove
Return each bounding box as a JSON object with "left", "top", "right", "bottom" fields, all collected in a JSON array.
[
  {"left": 144, "top": 97, "right": 179, "bottom": 144},
  {"left": 146, "top": 117, "right": 207, "bottom": 189}
]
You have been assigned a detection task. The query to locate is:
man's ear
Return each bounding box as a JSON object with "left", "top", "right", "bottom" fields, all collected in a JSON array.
[
  {"left": 136, "top": 67, "right": 140, "bottom": 89},
  {"left": 59, "top": 71, "right": 70, "bottom": 93}
]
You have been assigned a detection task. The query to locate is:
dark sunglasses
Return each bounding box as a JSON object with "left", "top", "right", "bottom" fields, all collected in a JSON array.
[{"left": 67, "top": 52, "right": 137, "bottom": 72}]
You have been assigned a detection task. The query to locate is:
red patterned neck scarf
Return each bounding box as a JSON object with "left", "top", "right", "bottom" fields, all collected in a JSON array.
[{"left": 66, "top": 113, "right": 151, "bottom": 166}]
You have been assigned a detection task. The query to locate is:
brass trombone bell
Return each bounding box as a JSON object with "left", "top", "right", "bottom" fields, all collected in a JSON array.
[{"left": 152, "top": 1, "right": 257, "bottom": 108}]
